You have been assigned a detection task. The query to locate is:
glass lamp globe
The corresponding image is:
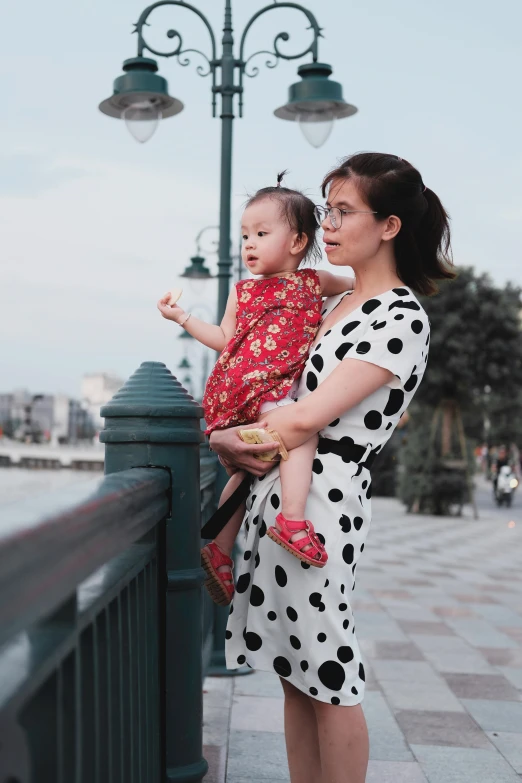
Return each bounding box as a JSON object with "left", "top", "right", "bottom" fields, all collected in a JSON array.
[
  {"left": 123, "top": 100, "right": 162, "bottom": 144},
  {"left": 298, "top": 110, "right": 335, "bottom": 148}
]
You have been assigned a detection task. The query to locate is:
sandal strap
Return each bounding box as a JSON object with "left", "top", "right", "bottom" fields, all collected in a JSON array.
[{"left": 205, "top": 542, "right": 234, "bottom": 569}]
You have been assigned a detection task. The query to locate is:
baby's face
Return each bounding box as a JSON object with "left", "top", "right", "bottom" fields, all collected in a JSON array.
[{"left": 241, "top": 198, "right": 299, "bottom": 277}]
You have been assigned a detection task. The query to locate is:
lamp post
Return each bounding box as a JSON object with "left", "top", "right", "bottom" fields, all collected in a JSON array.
[{"left": 99, "top": 1, "right": 357, "bottom": 320}]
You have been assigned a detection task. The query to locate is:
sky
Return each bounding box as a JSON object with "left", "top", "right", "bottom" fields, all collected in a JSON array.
[{"left": 1, "top": 0, "right": 521, "bottom": 396}]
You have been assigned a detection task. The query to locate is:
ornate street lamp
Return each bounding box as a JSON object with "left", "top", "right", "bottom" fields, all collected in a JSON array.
[{"left": 99, "top": 1, "right": 357, "bottom": 320}]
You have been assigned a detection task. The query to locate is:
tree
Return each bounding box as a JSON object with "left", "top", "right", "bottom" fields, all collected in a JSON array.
[{"left": 398, "top": 268, "right": 522, "bottom": 513}]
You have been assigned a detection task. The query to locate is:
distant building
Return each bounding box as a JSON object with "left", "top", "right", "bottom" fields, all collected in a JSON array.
[
  {"left": 0, "top": 391, "right": 95, "bottom": 443},
  {"left": 81, "top": 372, "right": 124, "bottom": 430}
]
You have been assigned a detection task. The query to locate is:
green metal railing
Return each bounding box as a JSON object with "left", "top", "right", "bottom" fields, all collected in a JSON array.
[{"left": 0, "top": 362, "right": 220, "bottom": 783}]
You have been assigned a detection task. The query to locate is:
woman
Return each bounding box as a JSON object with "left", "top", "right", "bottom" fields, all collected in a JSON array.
[{"left": 210, "top": 152, "right": 455, "bottom": 783}]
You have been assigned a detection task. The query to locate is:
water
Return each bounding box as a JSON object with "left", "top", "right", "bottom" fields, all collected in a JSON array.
[{"left": 0, "top": 468, "right": 96, "bottom": 508}]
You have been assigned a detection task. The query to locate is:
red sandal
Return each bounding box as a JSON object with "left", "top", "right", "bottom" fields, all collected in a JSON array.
[
  {"left": 201, "top": 542, "right": 235, "bottom": 606},
  {"left": 267, "top": 513, "right": 328, "bottom": 568}
]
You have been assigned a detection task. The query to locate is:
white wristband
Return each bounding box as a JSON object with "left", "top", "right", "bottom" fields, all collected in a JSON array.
[{"left": 177, "top": 312, "right": 192, "bottom": 328}]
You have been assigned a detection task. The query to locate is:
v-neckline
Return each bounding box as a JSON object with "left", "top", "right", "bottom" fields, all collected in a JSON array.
[{"left": 312, "top": 286, "right": 411, "bottom": 348}]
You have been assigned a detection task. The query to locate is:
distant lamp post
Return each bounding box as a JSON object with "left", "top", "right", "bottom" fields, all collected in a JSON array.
[
  {"left": 99, "top": 1, "right": 357, "bottom": 320},
  {"left": 178, "top": 356, "right": 192, "bottom": 370}
]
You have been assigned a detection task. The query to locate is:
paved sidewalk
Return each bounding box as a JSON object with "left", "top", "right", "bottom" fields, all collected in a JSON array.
[{"left": 203, "top": 488, "right": 522, "bottom": 782}]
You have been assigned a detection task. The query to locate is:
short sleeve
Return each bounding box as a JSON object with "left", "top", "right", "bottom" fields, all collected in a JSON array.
[{"left": 342, "top": 301, "right": 430, "bottom": 391}]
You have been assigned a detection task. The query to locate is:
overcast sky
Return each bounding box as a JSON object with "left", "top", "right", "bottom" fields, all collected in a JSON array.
[{"left": 1, "top": 0, "right": 520, "bottom": 396}]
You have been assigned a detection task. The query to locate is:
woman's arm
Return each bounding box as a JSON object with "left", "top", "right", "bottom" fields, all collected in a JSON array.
[
  {"left": 317, "top": 270, "right": 355, "bottom": 297},
  {"left": 157, "top": 287, "right": 237, "bottom": 352},
  {"left": 209, "top": 359, "right": 393, "bottom": 467}
]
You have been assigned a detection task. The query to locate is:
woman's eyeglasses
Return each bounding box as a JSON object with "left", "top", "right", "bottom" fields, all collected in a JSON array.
[{"left": 314, "top": 205, "right": 378, "bottom": 230}]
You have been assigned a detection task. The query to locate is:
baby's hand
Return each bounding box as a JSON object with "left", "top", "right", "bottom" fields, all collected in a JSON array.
[{"left": 157, "top": 292, "right": 185, "bottom": 323}]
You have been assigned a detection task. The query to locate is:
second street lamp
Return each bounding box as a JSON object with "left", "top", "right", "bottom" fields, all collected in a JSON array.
[{"left": 99, "top": 0, "right": 357, "bottom": 321}]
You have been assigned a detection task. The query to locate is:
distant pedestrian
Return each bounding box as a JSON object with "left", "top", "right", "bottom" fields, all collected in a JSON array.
[{"left": 210, "top": 153, "right": 455, "bottom": 783}]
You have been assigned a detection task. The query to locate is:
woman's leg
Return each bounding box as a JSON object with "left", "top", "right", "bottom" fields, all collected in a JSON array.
[
  {"left": 280, "top": 679, "right": 322, "bottom": 783},
  {"left": 312, "top": 700, "right": 369, "bottom": 783}
]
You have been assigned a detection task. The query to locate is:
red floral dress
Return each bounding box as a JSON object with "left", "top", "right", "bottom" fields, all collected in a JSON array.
[{"left": 203, "top": 270, "right": 323, "bottom": 434}]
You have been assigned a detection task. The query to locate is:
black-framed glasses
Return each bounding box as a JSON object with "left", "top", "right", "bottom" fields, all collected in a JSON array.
[{"left": 314, "top": 205, "right": 378, "bottom": 230}]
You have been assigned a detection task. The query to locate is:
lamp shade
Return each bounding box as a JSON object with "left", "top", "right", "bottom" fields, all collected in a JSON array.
[
  {"left": 180, "top": 255, "right": 214, "bottom": 280},
  {"left": 99, "top": 57, "right": 183, "bottom": 124},
  {"left": 274, "top": 63, "right": 357, "bottom": 147}
]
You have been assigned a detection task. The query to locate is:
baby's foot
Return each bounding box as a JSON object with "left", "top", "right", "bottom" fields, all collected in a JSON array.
[
  {"left": 201, "top": 542, "right": 235, "bottom": 606},
  {"left": 268, "top": 513, "right": 327, "bottom": 568}
]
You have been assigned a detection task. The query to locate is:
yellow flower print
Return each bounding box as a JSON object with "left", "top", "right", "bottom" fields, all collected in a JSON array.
[
  {"left": 264, "top": 336, "right": 277, "bottom": 351},
  {"left": 219, "top": 392, "right": 227, "bottom": 402},
  {"left": 279, "top": 317, "right": 287, "bottom": 325},
  {"left": 298, "top": 344, "right": 309, "bottom": 355},
  {"left": 243, "top": 281, "right": 255, "bottom": 289},
  {"left": 250, "top": 339, "right": 261, "bottom": 351},
  {"left": 277, "top": 349, "right": 290, "bottom": 360},
  {"left": 274, "top": 290, "right": 287, "bottom": 299},
  {"left": 240, "top": 291, "right": 252, "bottom": 303},
  {"left": 268, "top": 324, "right": 280, "bottom": 334}
]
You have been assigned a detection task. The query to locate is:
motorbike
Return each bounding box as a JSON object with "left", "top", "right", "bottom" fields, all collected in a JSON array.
[{"left": 494, "top": 465, "right": 519, "bottom": 507}]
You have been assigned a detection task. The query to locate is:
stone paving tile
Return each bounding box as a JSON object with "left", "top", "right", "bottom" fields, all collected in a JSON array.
[
  {"left": 498, "top": 667, "right": 522, "bottom": 690},
  {"left": 461, "top": 698, "right": 522, "bottom": 733},
  {"left": 365, "top": 760, "right": 428, "bottom": 782},
  {"left": 487, "top": 731, "right": 522, "bottom": 773},
  {"left": 230, "top": 695, "right": 284, "bottom": 734},
  {"left": 478, "top": 648, "right": 522, "bottom": 667},
  {"left": 395, "top": 709, "right": 492, "bottom": 749},
  {"left": 360, "top": 640, "right": 425, "bottom": 661},
  {"left": 453, "top": 593, "right": 500, "bottom": 605},
  {"left": 411, "top": 744, "right": 522, "bottom": 782},
  {"left": 372, "top": 660, "right": 443, "bottom": 686},
  {"left": 233, "top": 671, "right": 283, "bottom": 699},
  {"left": 355, "top": 611, "right": 408, "bottom": 642},
  {"left": 363, "top": 691, "right": 413, "bottom": 761},
  {"left": 473, "top": 605, "right": 522, "bottom": 627},
  {"left": 501, "top": 626, "right": 522, "bottom": 644},
  {"left": 433, "top": 605, "right": 477, "bottom": 618},
  {"left": 384, "top": 604, "right": 441, "bottom": 623},
  {"left": 379, "top": 678, "right": 464, "bottom": 713},
  {"left": 398, "top": 620, "right": 455, "bottom": 636},
  {"left": 203, "top": 745, "right": 227, "bottom": 783},
  {"left": 443, "top": 672, "right": 522, "bottom": 701},
  {"left": 227, "top": 730, "right": 289, "bottom": 780},
  {"left": 443, "top": 617, "right": 518, "bottom": 649}
]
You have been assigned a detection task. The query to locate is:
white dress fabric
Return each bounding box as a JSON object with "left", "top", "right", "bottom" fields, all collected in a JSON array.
[{"left": 225, "top": 286, "right": 430, "bottom": 705}]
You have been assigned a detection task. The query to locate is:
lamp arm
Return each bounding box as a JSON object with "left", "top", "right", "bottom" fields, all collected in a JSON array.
[{"left": 237, "top": 2, "right": 322, "bottom": 116}]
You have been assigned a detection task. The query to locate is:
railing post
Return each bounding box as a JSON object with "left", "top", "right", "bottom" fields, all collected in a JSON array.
[{"left": 100, "top": 361, "right": 208, "bottom": 783}]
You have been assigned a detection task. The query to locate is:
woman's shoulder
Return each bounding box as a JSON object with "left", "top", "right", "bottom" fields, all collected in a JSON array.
[{"left": 361, "top": 286, "right": 429, "bottom": 326}]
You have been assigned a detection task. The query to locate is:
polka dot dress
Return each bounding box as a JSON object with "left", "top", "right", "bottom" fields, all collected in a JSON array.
[{"left": 226, "top": 287, "right": 430, "bottom": 705}]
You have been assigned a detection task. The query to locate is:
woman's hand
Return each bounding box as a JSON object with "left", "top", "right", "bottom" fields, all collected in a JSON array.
[
  {"left": 157, "top": 293, "right": 185, "bottom": 323},
  {"left": 209, "top": 421, "right": 277, "bottom": 476}
]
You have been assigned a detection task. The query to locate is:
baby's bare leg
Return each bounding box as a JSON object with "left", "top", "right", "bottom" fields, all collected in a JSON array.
[
  {"left": 213, "top": 470, "right": 246, "bottom": 571},
  {"left": 279, "top": 434, "right": 319, "bottom": 521}
]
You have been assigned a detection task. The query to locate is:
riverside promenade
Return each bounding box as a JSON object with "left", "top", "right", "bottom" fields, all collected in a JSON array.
[{"left": 203, "top": 478, "right": 522, "bottom": 783}]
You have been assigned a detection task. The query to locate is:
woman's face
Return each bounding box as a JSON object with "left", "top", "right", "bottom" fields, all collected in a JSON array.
[{"left": 320, "top": 177, "right": 397, "bottom": 269}]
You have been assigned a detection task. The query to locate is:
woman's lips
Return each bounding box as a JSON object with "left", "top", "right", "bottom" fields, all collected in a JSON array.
[{"left": 324, "top": 241, "right": 340, "bottom": 254}]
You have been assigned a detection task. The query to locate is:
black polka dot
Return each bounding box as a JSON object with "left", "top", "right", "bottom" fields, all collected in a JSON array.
[
  {"left": 312, "top": 458, "right": 324, "bottom": 474},
  {"left": 252, "top": 515, "right": 259, "bottom": 526},
  {"left": 324, "top": 579, "right": 330, "bottom": 587},
  {"left": 250, "top": 585, "right": 265, "bottom": 607},
  {"left": 306, "top": 371, "right": 318, "bottom": 391},
  {"left": 286, "top": 607, "right": 298, "bottom": 622},
  {"left": 394, "top": 313, "right": 404, "bottom": 320},
  {"left": 329, "top": 418, "right": 340, "bottom": 427},
  {"left": 270, "top": 494, "right": 280, "bottom": 509},
  {"left": 275, "top": 565, "right": 288, "bottom": 587},
  {"left": 229, "top": 604, "right": 234, "bottom": 614},
  {"left": 317, "top": 633, "right": 327, "bottom": 642},
  {"left": 290, "top": 635, "right": 301, "bottom": 650},
  {"left": 301, "top": 562, "right": 311, "bottom": 570},
  {"left": 244, "top": 550, "right": 252, "bottom": 561},
  {"left": 331, "top": 696, "right": 341, "bottom": 705},
  {"left": 236, "top": 573, "right": 251, "bottom": 593},
  {"left": 364, "top": 410, "right": 382, "bottom": 430},
  {"left": 309, "top": 592, "right": 322, "bottom": 607},
  {"left": 325, "top": 330, "right": 331, "bottom": 336},
  {"left": 359, "top": 663, "right": 366, "bottom": 682},
  {"left": 339, "top": 514, "right": 351, "bottom": 533},
  {"left": 383, "top": 389, "right": 404, "bottom": 416},
  {"left": 388, "top": 338, "right": 403, "bottom": 354},
  {"left": 319, "top": 603, "right": 326, "bottom": 612},
  {"left": 341, "top": 584, "right": 345, "bottom": 594},
  {"left": 337, "top": 646, "right": 354, "bottom": 663},
  {"left": 366, "top": 483, "right": 372, "bottom": 499},
  {"left": 314, "top": 343, "right": 321, "bottom": 352},
  {"left": 356, "top": 341, "right": 371, "bottom": 355},
  {"left": 343, "top": 619, "right": 349, "bottom": 630},
  {"left": 339, "top": 603, "right": 348, "bottom": 611},
  {"left": 225, "top": 630, "right": 232, "bottom": 639},
  {"left": 392, "top": 287, "right": 409, "bottom": 296},
  {"left": 361, "top": 298, "right": 381, "bottom": 314},
  {"left": 362, "top": 480, "right": 368, "bottom": 489},
  {"left": 259, "top": 520, "right": 267, "bottom": 538},
  {"left": 411, "top": 319, "right": 424, "bottom": 334},
  {"left": 268, "top": 611, "right": 277, "bottom": 621},
  {"left": 300, "top": 660, "right": 309, "bottom": 672},
  {"left": 372, "top": 320, "right": 386, "bottom": 330},
  {"left": 335, "top": 342, "right": 354, "bottom": 360},
  {"left": 351, "top": 687, "right": 359, "bottom": 695},
  {"left": 318, "top": 661, "right": 346, "bottom": 691},
  {"left": 237, "top": 655, "right": 246, "bottom": 664},
  {"left": 328, "top": 488, "right": 343, "bottom": 502},
  {"left": 255, "top": 552, "right": 260, "bottom": 568},
  {"left": 360, "top": 543, "right": 365, "bottom": 552},
  {"left": 342, "top": 544, "right": 354, "bottom": 565},
  {"left": 389, "top": 300, "right": 420, "bottom": 312},
  {"left": 273, "top": 656, "right": 292, "bottom": 677},
  {"left": 353, "top": 516, "right": 363, "bottom": 530},
  {"left": 404, "top": 374, "right": 418, "bottom": 392},
  {"left": 311, "top": 354, "right": 324, "bottom": 372},
  {"left": 309, "top": 687, "right": 318, "bottom": 696},
  {"left": 342, "top": 320, "right": 360, "bottom": 336},
  {"left": 245, "top": 632, "right": 263, "bottom": 651},
  {"left": 386, "top": 422, "right": 392, "bottom": 430},
  {"left": 317, "top": 532, "right": 326, "bottom": 546}
]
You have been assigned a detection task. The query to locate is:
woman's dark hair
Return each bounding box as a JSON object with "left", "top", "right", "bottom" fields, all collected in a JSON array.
[
  {"left": 246, "top": 171, "right": 322, "bottom": 265},
  {"left": 321, "top": 153, "right": 456, "bottom": 295}
]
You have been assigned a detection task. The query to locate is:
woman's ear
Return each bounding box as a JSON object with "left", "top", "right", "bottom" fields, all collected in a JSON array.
[
  {"left": 290, "top": 232, "right": 308, "bottom": 256},
  {"left": 382, "top": 215, "right": 401, "bottom": 242}
]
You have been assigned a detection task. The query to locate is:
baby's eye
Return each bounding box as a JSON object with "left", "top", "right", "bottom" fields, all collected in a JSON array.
[
  {"left": 242, "top": 234, "right": 248, "bottom": 241},
  {"left": 257, "top": 231, "right": 267, "bottom": 237}
]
